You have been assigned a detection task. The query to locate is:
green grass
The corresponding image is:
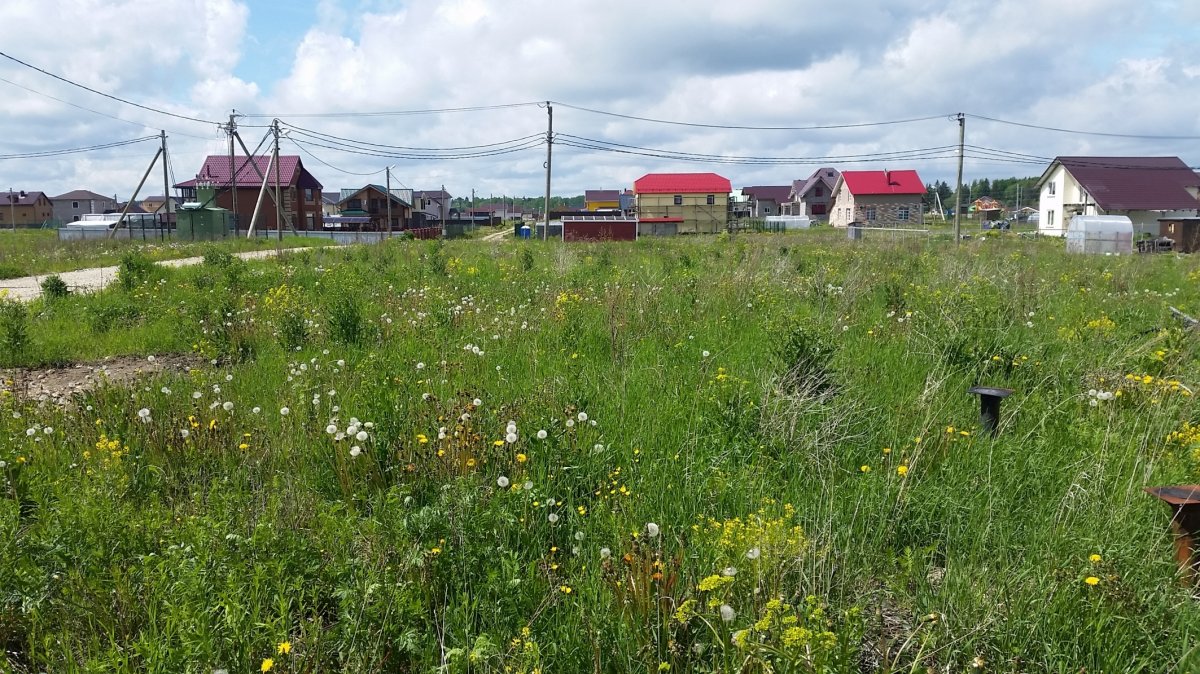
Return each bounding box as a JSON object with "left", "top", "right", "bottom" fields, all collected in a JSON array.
[
  {"left": 2, "top": 231, "right": 1200, "bottom": 672},
  {"left": 0, "top": 229, "right": 335, "bottom": 279}
]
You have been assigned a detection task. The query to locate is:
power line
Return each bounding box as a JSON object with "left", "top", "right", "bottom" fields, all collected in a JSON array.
[
  {"left": 551, "top": 101, "right": 951, "bottom": 131},
  {"left": 967, "top": 113, "right": 1200, "bottom": 140},
  {"left": 555, "top": 134, "right": 961, "bottom": 165},
  {"left": 0, "top": 76, "right": 216, "bottom": 140},
  {"left": 282, "top": 122, "right": 545, "bottom": 152},
  {"left": 0, "top": 49, "right": 220, "bottom": 127},
  {"left": 0, "top": 136, "right": 159, "bottom": 160},
  {"left": 286, "top": 133, "right": 546, "bottom": 161},
  {"left": 286, "top": 136, "right": 387, "bottom": 177},
  {"left": 243, "top": 102, "right": 543, "bottom": 118}
]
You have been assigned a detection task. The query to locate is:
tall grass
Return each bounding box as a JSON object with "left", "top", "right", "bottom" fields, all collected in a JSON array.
[{"left": 1, "top": 231, "right": 1199, "bottom": 672}]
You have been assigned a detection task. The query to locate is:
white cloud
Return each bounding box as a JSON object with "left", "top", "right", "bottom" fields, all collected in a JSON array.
[{"left": 2, "top": 0, "right": 1200, "bottom": 201}]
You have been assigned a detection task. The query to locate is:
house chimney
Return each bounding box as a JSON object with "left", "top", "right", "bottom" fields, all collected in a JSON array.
[{"left": 884, "top": 169, "right": 892, "bottom": 185}]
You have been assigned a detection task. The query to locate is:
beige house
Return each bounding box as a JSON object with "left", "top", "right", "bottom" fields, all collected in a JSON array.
[
  {"left": 633, "top": 172, "right": 731, "bottom": 234},
  {"left": 1036, "top": 156, "right": 1200, "bottom": 237},
  {"left": 828, "top": 170, "right": 926, "bottom": 228},
  {"left": 1, "top": 190, "right": 54, "bottom": 228}
]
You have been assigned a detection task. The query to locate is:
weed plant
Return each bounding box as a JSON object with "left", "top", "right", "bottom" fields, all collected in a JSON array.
[{"left": 1, "top": 231, "right": 1199, "bottom": 672}]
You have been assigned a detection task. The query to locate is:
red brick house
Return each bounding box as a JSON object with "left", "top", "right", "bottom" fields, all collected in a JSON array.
[{"left": 175, "top": 156, "right": 324, "bottom": 230}]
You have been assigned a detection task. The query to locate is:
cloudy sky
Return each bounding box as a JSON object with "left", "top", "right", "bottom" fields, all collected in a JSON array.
[{"left": 2, "top": 0, "right": 1199, "bottom": 201}]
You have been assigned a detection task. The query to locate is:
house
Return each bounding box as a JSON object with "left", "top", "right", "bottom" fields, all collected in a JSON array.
[
  {"left": 584, "top": 189, "right": 621, "bottom": 211},
  {"left": 828, "top": 170, "right": 926, "bottom": 228},
  {"left": 971, "top": 196, "right": 1005, "bottom": 221},
  {"left": 1, "top": 191, "right": 54, "bottom": 228},
  {"left": 785, "top": 167, "right": 840, "bottom": 219},
  {"left": 1036, "top": 156, "right": 1200, "bottom": 236},
  {"left": 50, "top": 190, "right": 116, "bottom": 224},
  {"left": 633, "top": 172, "right": 731, "bottom": 235},
  {"left": 175, "top": 155, "right": 324, "bottom": 230},
  {"left": 141, "top": 195, "right": 182, "bottom": 214},
  {"left": 413, "top": 189, "right": 452, "bottom": 225},
  {"left": 321, "top": 192, "right": 341, "bottom": 217},
  {"left": 742, "top": 185, "right": 792, "bottom": 218},
  {"left": 337, "top": 184, "right": 413, "bottom": 230}
]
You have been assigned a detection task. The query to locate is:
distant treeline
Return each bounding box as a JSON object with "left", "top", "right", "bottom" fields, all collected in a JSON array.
[{"left": 924, "top": 177, "right": 1041, "bottom": 210}]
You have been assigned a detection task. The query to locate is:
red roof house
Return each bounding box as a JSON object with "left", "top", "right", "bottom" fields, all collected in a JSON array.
[
  {"left": 633, "top": 172, "right": 732, "bottom": 234},
  {"left": 829, "top": 170, "right": 926, "bottom": 228},
  {"left": 175, "top": 155, "right": 324, "bottom": 230}
]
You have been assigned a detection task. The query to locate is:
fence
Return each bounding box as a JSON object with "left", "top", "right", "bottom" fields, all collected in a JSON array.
[
  {"left": 59, "top": 226, "right": 445, "bottom": 244},
  {"left": 845, "top": 225, "right": 931, "bottom": 242}
]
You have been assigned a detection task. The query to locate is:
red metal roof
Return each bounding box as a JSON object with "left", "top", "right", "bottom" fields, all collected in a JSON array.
[
  {"left": 839, "top": 170, "right": 925, "bottom": 195},
  {"left": 638, "top": 217, "right": 684, "bottom": 222},
  {"left": 634, "top": 172, "right": 731, "bottom": 194},
  {"left": 1048, "top": 157, "right": 1200, "bottom": 211},
  {"left": 175, "top": 155, "right": 321, "bottom": 189}
]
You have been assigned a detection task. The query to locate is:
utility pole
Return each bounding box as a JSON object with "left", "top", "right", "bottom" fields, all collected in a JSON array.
[
  {"left": 272, "top": 119, "right": 283, "bottom": 254},
  {"left": 8, "top": 187, "right": 14, "bottom": 232},
  {"left": 228, "top": 111, "right": 238, "bottom": 228},
  {"left": 543, "top": 101, "right": 553, "bottom": 240},
  {"left": 440, "top": 184, "right": 447, "bottom": 238},
  {"left": 953, "top": 112, "right": 965, "bottom": 244},
  {"left": 160, "top": 130, "right": 170, "bottom": 234},
  {"left": 385, "top": 166, "right": 393, "bottom": 236}
]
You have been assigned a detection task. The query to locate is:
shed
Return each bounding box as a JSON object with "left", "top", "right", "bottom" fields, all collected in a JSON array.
[
  {"left": 1159, "top": 217, "right": 1200, "bottom": 254},
  {"left": 176, "top": 185, "right": 232, "bottom": 240},
  {"left": 1066, "top": 215, "right": 1133, "bottom": 255}
]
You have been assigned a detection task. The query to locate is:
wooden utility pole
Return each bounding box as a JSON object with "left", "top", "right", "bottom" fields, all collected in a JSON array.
[
  {"left": 543, "top": 101, "right": 553, "bottom": 240},
  {"left": 107, "top": 147, "right": 163, "bottom": 239},
  {"left": 228, "top": 111, "right": 238, "bottom": 228},
  {"left": 159, "top": 130, "right": 170, "bottom": 234},
  {"left": 385, "top": 166, "right": 393, "bottom": 236},
  {"left": 953, "top": 112, "right": 965, "bottom": 244},
  {"left": 272, "top": 120, "right": 283, "bottom": 254},
  {"left": 233, "top": 131, "right": 298, "bottom": 234},
  {"left": 440, "top": 184, "right": 447, "bottom": 238},
  {"left": 247, "top": 145, "right": 275, "bottom": 239}
]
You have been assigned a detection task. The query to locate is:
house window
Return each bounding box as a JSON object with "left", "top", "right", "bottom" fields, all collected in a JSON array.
[
  {"left": 706, "top": 194, "right": 714, "bottom": 205},
  {"left": 1047, "top": 210, "right": 1056, "bottom": 228},
  {"left": 72, "top": 201, "right": 79, "bottom": 208},
  {"left": 1078, "top": 187, "right": 1087, "bottom": 202},
  {"left": 304, "top": 188, "right": 314, "bottom": 201},
  {"left": 73, "top": 215, "right": 80, "bottom": 222},
  {"left": 898, "top": 206, "right": 910, "bottom": 221},
  {"left": 674, "top": 195, "right": 683, "bottom": 206},
  {"left": 348, "top": 199, "right": 363, "bottom": 210},
  {"left": 306, "top": 213, "right": 315, "bottom": 230},
  {"left": 865, "top": 206, "right": 877, "bottom": 221},
  {"left": 814, "top": 187, "right": 822, "bottom": 197},
  {"left": 1048, "top": 181, "right": 1056, "bottom": 196}
]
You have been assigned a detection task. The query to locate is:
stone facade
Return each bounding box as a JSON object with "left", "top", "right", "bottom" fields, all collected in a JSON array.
[{"left": 829, "top": 192, "right": 924, "bottom": 228}]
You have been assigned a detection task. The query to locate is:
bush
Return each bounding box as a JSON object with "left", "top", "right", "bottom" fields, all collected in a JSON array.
[{"left": 40, "top": 274, "right": 70, "bottom": 300}]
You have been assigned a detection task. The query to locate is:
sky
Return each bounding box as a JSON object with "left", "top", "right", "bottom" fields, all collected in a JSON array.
[{"left": 2, "top": 0, "right": 1200, "bottom": 202}]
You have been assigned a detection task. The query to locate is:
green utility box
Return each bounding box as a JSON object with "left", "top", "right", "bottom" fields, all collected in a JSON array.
[{"left": 177, "top": 184, "right": 232, "bottom": 240}]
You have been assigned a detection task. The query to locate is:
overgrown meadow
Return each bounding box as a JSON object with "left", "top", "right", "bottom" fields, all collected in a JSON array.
[{"left": 2, "top": 233, "right": 1200, "bottom": 672}]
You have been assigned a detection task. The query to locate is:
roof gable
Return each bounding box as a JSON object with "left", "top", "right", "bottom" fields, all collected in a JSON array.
[
  {"left": 792, "top": 167, "right": 840, "bottom": 200},
  {"left": 634, "top": 172, "right": 732, "bottom": 194},
  {"left": 743, "top": 185, "right": 792, "bottom": 204},
  {"left": 839, "top": 170, "right": 925, "bottom": 196},
  {"left": 52, "top": 189, "right": 111, "bottom": 201},
  {"left": 175, "top": 155, "right": 322, "bottom": 190},
  {"left": 1043, "top": 156, "right": 1200, "bottom": 211},
  {"left": 2, "top": 191, "right": 49, "bottom": 206}
]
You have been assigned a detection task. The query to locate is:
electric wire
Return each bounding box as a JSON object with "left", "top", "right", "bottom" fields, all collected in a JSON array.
[
  {"left": 288, "top": 135, "right": 546, "bottom": 161},
  {"left": 967, "top": 113, "right": 1200, "bottom": 140},
  {"left": 242, "top": 102, "right": 543, "bottom": 118},
  {"left": 0, "top": 136, "right": 159, "bottom": 160},
  {"left": 550, "top": 101, "right": 951, "bottom": 131},
  {"left": 282, "top": 121, "right": 545, "bottom": 152},
  {"left": 286, "top": 136, "right": 387, "bottom": 177},
  {"left": 0, "top": 50, "right": 221, "bottom": 127},
  {"left": 0, "top": 76, "right": 216, "bottom": 140}
]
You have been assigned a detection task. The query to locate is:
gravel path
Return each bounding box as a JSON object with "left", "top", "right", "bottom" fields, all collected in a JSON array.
[{"left": 0, "top": 248, "right": 321, "bottom": 302}]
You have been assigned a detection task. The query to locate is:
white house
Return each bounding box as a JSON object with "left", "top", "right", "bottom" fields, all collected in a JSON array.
[{"left": 1036, "top": 157, "right": 1200, "bottom": 236}]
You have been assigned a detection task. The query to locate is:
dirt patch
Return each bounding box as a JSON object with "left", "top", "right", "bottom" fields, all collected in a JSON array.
[{"left": 1, "top": 354, "right": 204, "bottom": 405}]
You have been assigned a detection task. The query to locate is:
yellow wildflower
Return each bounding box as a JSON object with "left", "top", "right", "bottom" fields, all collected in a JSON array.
[
  {"left": 277, "top": 641, "right": 291, "bottom": 655},
  {"left": 1084, "top": 576, "right": 1099, "bottom": 586},
  {"left": 261, "top": 658, "right": 274, "bottom": 672}
]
